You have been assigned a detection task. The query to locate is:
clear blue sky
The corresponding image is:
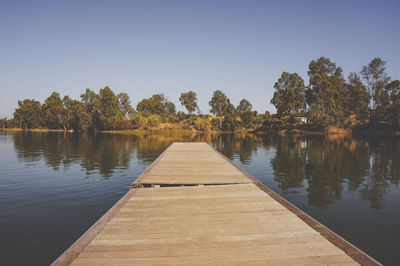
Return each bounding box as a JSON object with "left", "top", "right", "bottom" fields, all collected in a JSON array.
[{"left": 1, "top": 0, "right": 399, "bottom": 118}]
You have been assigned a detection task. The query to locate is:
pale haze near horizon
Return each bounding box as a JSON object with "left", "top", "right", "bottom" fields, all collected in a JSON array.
[{"left": 1, "top": 0, "right": 399, "bottom": 118}]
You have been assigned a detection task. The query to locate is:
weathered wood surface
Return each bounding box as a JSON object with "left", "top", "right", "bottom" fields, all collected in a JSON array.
[
  {"left": 133, "top": 142, "right": 252, "bottom": 185},
  {"left": 54, "top": 142, "right": 379, "bottom": 265}
]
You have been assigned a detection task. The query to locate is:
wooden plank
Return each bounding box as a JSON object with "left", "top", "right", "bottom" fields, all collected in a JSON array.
[
  {"left": 69, "top": 184, "right": 358, "bottom": 265},
  {"left": 132, "top": 142, "right": 252, "bottom": 185},
  {"left": 53, "top": 142, "right": 380, "bottom": 266}
]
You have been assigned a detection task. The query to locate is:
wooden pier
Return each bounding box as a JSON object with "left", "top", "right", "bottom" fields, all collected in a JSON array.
[{"left": 53, "top": 142, "right": 379, "bottom": 265}]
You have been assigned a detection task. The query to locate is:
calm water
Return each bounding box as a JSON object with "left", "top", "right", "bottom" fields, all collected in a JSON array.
[{"left": 0, "top": 131, "right": 399, "bottom": 265}]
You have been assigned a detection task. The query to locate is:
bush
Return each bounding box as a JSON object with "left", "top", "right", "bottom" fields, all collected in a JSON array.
[
  {"left": 147, "top": 114, "right": 161, "bottom": 129},
  {"left": 115, "top": 119, "right": 133, "bottom": 130},
  {"left": 132, "top": 113, "right": 146, "bottom": 129},
  {"left": 167, "top": 115, "right": 176, "bottom": 123},
  {"left": 194, "top": 117, "right": 211, "bottom": 132},
  {"left": 132, "top": 113, "right": 161, "bottom": 129}
]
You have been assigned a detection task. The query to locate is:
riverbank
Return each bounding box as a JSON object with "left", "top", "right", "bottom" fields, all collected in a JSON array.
[
  {"left": 1, "top": 126, "right": 399, "bottom": 136},
  {"left": 0, "top": 128, "right": 70, "bottom": 132}
]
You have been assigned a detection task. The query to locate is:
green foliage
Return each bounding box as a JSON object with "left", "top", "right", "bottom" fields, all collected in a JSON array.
[
  {"left": 63, "top": 96, "right": 92, "bottom": 131},
  {"left": 114, "top": 119, "right": 133, "bottom": 130},
  {"left": 147, "top": 114, "right": 161, "bottom": 129},
  {"left": 179, "top": 91, "right": 199, "bottom": 114},
  {"left": 262, "top": 111, "right": 272, "bottom": 127},
  {"left": 236, "top": 99, "right": 256, "bottom": 129},
  {"left": 132, "top": 113, "right": 147, "bottom": 129},
  {"left": 6, "top": 57, "right": 400, "bottom": 132},
  {"left": 385, "top": 80, "right": 400, "bottom": 129},
  {"left": 221, "top": 115, "right": 236, "bottom": 131},
  {"left": 271, "top": 72, "right": 306, "bottom": 118},
  {"left": 80, "top": 88, "right": 99, "bottom": 130},
  {"left": 209, "top": 90, "right": 229, "bottom": 116},
  {"left": 14, "top": 99, "right": 43, "bottom": 129},
  {"left": 175, "top": 111, "right": 188, "bottom": 122},
  {"left": 167, "top": 114, "right": 176, "bottom": 123},
  {"left": 236, "top": 99, "right": 252, "bottom": 115},
  {"left": 118, "top": 93, "right": 135, "bottom": 118},
  {"left": 208, "top": 90, "right": 238, "bottom": 130},
  {"left": 361, "top": 58, "right": 390, "bottom": 109},
  {"left": 98, "top": 86, "right": 123, "bottom": 130},
  {"left": 211, "top": 117, "right": 223, "bottom": 131},
  {"left": 345, "top": 73, "right": 370, "bottom": 123},
  {"left": 131, "top": 113, "right": 161, "bottom": 130},
  {"left": 136, "top": 94, "right": 176, "bottom": 118},
  {"left": 306, "top": 57, "right": 347, "bottom": 129},
  {"left": 361, "top": 58, "right": 391, "bottom": 125},
  {"left": 43, "top": 92, "right": 65, "bottom": 129}
]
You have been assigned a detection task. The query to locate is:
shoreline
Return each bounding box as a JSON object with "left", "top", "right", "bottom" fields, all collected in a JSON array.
[{"left": 1, "top": 127, "right": 399, "bottom": 136}]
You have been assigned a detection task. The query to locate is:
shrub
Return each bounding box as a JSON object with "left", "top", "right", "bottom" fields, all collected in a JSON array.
[
  {"left": 147, "top": 114, "right": 161, "bottom": 129},
  {"left": 194, "top": 117, "right": 211, "bottom": 132},
  {"left": 132, "top": 113, "right": 146, "bottom": 129},
  {"left": 115, "top": 119, "right": 133, "bottom": 130}
]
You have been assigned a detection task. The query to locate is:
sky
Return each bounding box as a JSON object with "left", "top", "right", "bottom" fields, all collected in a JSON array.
[{"left": 1, "top": 0, "right": 400, "bottom": 118}]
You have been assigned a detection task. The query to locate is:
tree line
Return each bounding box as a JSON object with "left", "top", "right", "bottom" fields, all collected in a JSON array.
[
  {"left": 271, "top": 57, "right": 399, "bottom": 130},
  {"left": 1, "top": 56, "right": 399, "bottom": 132},
  {"left": 0, "top": 85, "right": 261, "bottom": 131}
]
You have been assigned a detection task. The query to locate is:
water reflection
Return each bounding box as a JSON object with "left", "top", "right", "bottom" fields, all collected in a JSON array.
[
  {"left": 3, "top": 130, "right": 400, "bottom": 265},
  {"left": 11, "top": 131, "right": 400, "bottom": 209},
  {"left": 13, "top": 133, "right": 138, "bottom": 177},
  {"left": 270, "top": 135, "right": 400, "bottom": 209},
  {"left": 212, "top": 133, "right": 262, "bottom": 163}
]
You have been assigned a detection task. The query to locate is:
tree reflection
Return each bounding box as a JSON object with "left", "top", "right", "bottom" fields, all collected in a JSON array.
[
  {"left": 271, "top": 134, "right": 400, "bottom": 209},
  {"left": 12, "top": 131, "right": 400, "bottom": 209},
  {"left": 13, "top": 132, "right": 139, "bottom": 177},
  {"left": 212, "top": 133, "right": 262, "bottom": 163},
  {"left": 12, "top": 131, "right": 219, "bottom": 178},
  {"left": 272, "top": 137, "right": 306, "bottom": 193},
  {"left": 360, "top": 137, "right": 400, "bottom": 209}
]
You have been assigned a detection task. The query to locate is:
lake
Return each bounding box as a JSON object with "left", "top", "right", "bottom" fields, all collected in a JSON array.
[{"left": 0, "top": 131, "right": 399, "bottom": 265}]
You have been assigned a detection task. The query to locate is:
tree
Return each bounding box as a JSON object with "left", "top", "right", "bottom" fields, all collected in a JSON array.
[
  {"left": 236, "top": 99, "right": 252, "bottom": 115},
  {"left": 179, "top": 91, "right": 199, "bottom": 114},
  {"left": 164, "top": 101, "right": 176, "bottom": 117},
  {"left": 43, "top": 92, "right": 66, "bottom": 129},
  {"left": 209, "top": 90, "right": 237, "bottom": 130},
  {"left": 118, "top": 93, "right": 134, "bottom": 118},
  {"left": 63, "top": 96, "right": 91, "bottom": 131},
  {"left": 221, "top": 113, "right": 236, "bottom": 131},
  {"left": 0, "top": 118, "right": 6, "bottom": 128},
  {"left": 13, "top": 99, "right": 43, "bottom": 129},
  {"left": 222, "top": 99, "right": 237, "bottom": 131},
  {"left": 306, "top": 57, "right": 347, "bottom": 129},
  {"left": 271, "top": 72, "right": 306, "bottom": 118},
  {"left": 136, "top": 94, "right": 176, "bottom": 117},
  {"left": 262, "top": 111, "right": 273, "bottom": 127},
  {"left": 80, "top": 88, "right": 99, "bottom": 130},
  {"left": 345, "top": 73, "right": 370, "bottom": 123},
  {"left": 361, "top": 58, "right": 391, "bottom": 109},
  {"left": 98, "top": 86, "right": 123, "bottom": 130},
  {"left": 386, "top": 80, "right": 400, "bottom": 129},
  {"left": 209, "top": 90, "right": 229, "bottom": 117},
  {"left": 236, "top": 99, "right": 255, "bottom": 128}
]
